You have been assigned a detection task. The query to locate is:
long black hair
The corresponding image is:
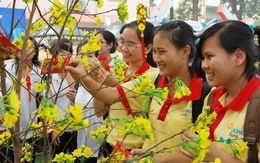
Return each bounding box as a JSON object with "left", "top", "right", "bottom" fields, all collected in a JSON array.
[{"left": 30, "top": 37, "right": 41, "bottom": 67}]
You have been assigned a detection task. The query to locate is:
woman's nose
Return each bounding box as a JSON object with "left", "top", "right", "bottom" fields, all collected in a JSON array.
[{"left": 201, "top": 59, "right": 208, "bottom": 70}]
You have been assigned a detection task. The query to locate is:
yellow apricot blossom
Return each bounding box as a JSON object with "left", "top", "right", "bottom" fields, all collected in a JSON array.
[
  {"left": 117, "top": 0, "right": 129, "bottom": 23},
  {"left": 72, "top": 145, "right": 93, "bottom": 159},
  {"left": 52, "top": 152, "right": 75, "bottom": 163},
  {"left": 112, "top": 56, "right": 128, "bottom": 83},
  {"left": 76, "top": 55, "right": 89, "bottom": 67},
  {"left": 115, "top": 116, "right": 154, "bottom": 140},
  {"left": 0, "top": 131, "right": 11, "bottom": 145},
  {"left": 96, "top": 0, "right": 104, "bottom": 8},
  {"left": 36, "top": 97, "right": 59, "bottom": 124},
  {"left": 30, "top": 20, "right": 46, "bottom": 33},
  {"left": 66, "top": 103, "right": 83, "bottom": 123},
  {"left": 81, "top": 31, "right": 101, "bottom": 53},
  {"left": 3, "top": 89, "right": 21, "bottom": 128},
  {"left": 95, "top": 16, "right": 102, "bottom": 26},
  {"left": 173, "top": 77, "right": 191, "bottom": 99}
]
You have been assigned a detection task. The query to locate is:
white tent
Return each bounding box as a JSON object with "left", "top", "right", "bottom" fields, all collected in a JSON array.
[{"left": 32, "top": 26, "right": 86, "bottom": 44}]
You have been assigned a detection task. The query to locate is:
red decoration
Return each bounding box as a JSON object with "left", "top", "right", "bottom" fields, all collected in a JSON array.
[
  {"left": 25, "top": 75, "right": 31, "bottom": 102},
  {"left": 97, "top": 55, "right": 110, "bottom": 72}
]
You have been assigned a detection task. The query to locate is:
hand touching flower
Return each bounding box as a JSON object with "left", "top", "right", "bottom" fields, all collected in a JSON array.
[{"left": 65, "top": 59, "right": 87, "bottom": 81}]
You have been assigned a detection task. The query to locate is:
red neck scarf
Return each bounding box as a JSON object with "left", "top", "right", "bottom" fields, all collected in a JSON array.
[
  {"left": 123, "top": 62, "right": 150, "bottom": 82},
  {"left": 157, "top": 75, "right": 203, "bottom": 121},
  {"left": 209, "top": 75, "right": 260, "bottom": 140},
  {"left": 116, "top": 62, "right": 151, "bottom": 115}
]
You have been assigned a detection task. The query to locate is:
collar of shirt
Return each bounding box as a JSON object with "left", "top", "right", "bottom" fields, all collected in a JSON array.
[
  {"left": 209, "top": 75, "right": 260, "bottom": 140},
  {"left": 157, "top": 75, "right": 203, "bottom": 121},
  {"left": 212, "top": 75, "right": 260, "bottom": 113},
  {"left": 124, "top": 62, "right": 150, "bottom": 82},
  {"left": 157, "top": 74, "right": 203, "bottom": 102}
]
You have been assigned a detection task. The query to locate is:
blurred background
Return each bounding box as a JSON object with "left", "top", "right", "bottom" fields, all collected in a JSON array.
[{"left": 0, "top": 0, "right": 259, "bottom": 43}]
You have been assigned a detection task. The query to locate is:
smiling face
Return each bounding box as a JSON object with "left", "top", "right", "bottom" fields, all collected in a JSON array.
[
  {"left": 201, "top": 35, "right": 238, "bottom": 88},
  {"left": 119, "top": 27, "right": 143, "bottom": 64},
  {"left": 152, "top": 33, "right": 188, "bottom": 81}
]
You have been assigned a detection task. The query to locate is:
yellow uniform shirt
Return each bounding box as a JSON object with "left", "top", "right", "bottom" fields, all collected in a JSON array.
[
  {"left": 106, "top": 67, "right": 159, "bottom": 149},
  {"left": 206, "top": 75, "right": 260, "bottom": 162},
  {"left": 143, "top": 75, "right": 204, "bottom": 155}
]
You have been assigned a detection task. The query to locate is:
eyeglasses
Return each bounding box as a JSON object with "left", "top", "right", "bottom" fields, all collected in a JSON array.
[{"left": 117, "top": 39, "right": 141, "bottom": 50}]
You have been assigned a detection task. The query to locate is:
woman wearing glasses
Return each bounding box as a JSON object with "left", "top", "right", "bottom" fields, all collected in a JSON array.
[
  {"left": 107, "top": 21, "right": 159, "bottom": 154},
  {"left": 67, "top": 21, "right": 159, "bottom": 157}
]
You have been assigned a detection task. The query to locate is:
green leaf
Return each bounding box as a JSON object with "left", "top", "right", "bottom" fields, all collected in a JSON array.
[{"left": 141, "top": 97, "right": 150, "bottom": 113}]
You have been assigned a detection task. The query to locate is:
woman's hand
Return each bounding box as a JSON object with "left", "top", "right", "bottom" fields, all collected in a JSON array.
[
  {"left": 97, "top": 68, "right": 119, "bottom": 86},
  {"left": 130, "top": 148, "right": 147, "bottom": 156},
  {"left": 181, "top": 130, "right": 245, "bottom": 163},
  {"left": 88, "top": 61, "right": 119, "bottom": 86},
  {"left": 87, "top": 61, "right": 103, "bottom": 83},
  {"left": 180, "top": 129, "right": 198, "bottom": 160},
  {"left": 52, "top": 132, "right": 60, "bottom": 146},
  {"left": 65, "top": 59, "right": 86, "bottom": 81},
  {"left": 66, "top": 88, "right": 77, "bottom": 103}
]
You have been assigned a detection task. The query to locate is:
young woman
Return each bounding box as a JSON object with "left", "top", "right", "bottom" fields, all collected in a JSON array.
[
  {"left": 181, "top": 20, "right": 260, "bottom": 162},
  {"left": 97, "top": 30, "right": 117, "bottom": 69},
  {"left": 66, "top": 21, "right": 159, "bottom": 156},
  {"left": 48, "top": 38, "right": 78, "bottom": 157},
  {"left": 4, "top": 37, "right": 42, "bottom": 162},
  {"left": 68, "top": 40, "right": 103, "bottom": 163},
  {"left": 6, "top": 37, "right": 41, "bottom": 138},
  {"left": 130, "top": 20, "right": 211, "bottom": 162}
]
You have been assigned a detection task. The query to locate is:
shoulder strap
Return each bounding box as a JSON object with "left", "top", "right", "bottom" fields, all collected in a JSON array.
[
  {"left": 192, "top": 81, "right": 211, "bottom": 123},
  {"left": 244, "top": 88, "right": 260, "bottom": 163},
  {"left": 154, "top": 75, "right": 162, "bottom": 87}
]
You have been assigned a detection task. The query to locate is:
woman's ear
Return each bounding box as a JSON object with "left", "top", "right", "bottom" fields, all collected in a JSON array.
[
  {"left": 182, "top": 45, "right": 191, "bottom": 62},
  {"left": 108, "top": 42, "right": 113, "bottom": 50},
  {"left": 233, "top": 48, "right": 246, "bottom": 66},
  {"left": 145, "top": 43, "right": 153, "bottom": 55}
]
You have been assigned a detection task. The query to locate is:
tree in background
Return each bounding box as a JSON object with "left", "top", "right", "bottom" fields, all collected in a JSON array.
[
  {"left": 171, "top": 0, "right": 200, "bottom": 21},
  {"left": 174, "top": 0, "right": 193, "bottom": 20},
  {"left": 150, "top": 0, "right": 157, "bottom": 7},
  {"left": 193, "top": 0, "right": 199, "bottom": 21},
  {"left": 220, "top": 0, "right": 260, "bottom": 24}
]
